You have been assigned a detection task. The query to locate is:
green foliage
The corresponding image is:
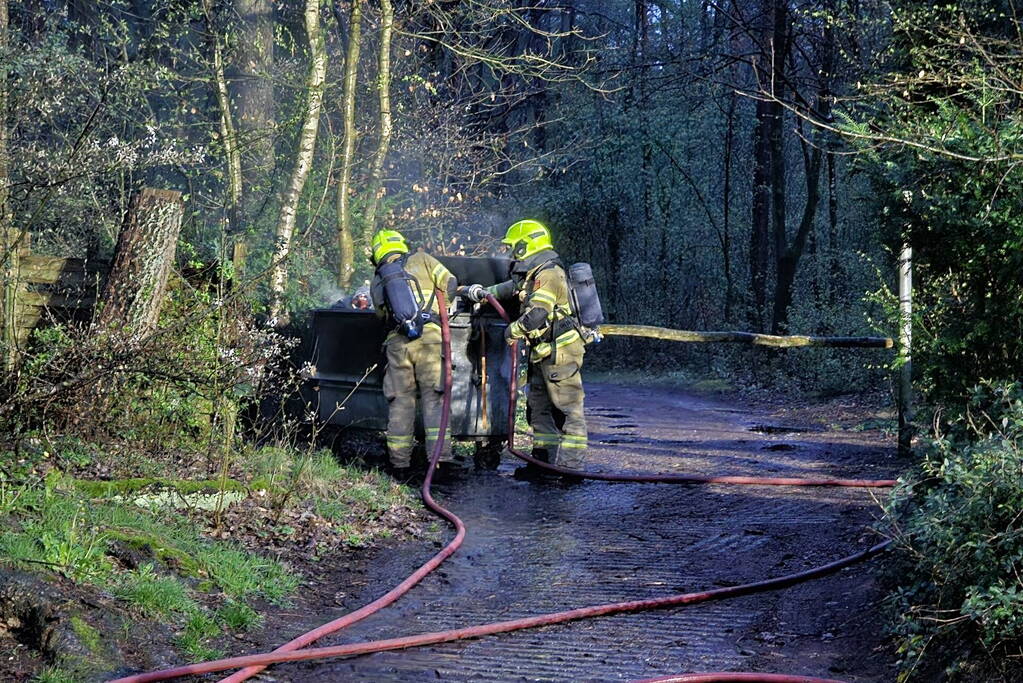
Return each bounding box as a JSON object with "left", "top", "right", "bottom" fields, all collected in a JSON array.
[
  {"left": 853, "top": 2, "right": 1023, "bottom": 403},
  {"left": 884, "top": 381, "right": 1023, "bottom": 679},
  {"left": 0, "top": 488, "right": 114, "bottom": 583},
  {"left": 314, "top": 499, "right": 349, "bottom": 521},
  {"left": 200, "top": 545, "right": 297, "bottom": 604}
]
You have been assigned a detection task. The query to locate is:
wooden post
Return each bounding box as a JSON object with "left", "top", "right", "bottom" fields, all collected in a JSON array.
[
  {"left": 897, "top": 243, "right": 914, "bottom": 456},
  {"left": 93, "top": 188, "right": 184, "bottom": 336}
]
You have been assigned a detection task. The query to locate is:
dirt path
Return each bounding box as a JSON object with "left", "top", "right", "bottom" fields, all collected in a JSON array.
[{"left": 251, "top": 382, "right": 900, "bottom": 681}]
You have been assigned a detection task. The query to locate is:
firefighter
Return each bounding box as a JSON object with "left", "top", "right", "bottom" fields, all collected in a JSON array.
[
  {"left": 462, "top": 220, "right": 587, "bottom": 482},
  {"left": 369, "top": 229, "right": 461, "bottom": 481}
]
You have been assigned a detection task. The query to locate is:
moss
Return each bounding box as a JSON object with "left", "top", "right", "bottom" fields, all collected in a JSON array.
[
  {"left": 105, "top": 529, "right": 204, "bottom": 578},
  {"left": 52, "top": 615, "right": 116, "bottom": 681},
  {"left": 68, "top": 616, "right": 103, "bottom": 655}
]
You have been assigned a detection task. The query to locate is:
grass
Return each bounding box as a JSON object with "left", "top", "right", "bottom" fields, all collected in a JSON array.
[
  {"left": 0, "top": 473, "right": 297, "bottom": 668},
  {"left": 1, "top": 438, "right": 420, "bottom": 679},
  {"left": 113, "top": 565, "right": 197, "bottom": 618},
  {"left": 201, "top": 545, "right": 298, "bottom": 603},
  {"left": 314, "top": 499, "right": 349, "bottom": 521},
  {"left": 248, "top": 444, "right": 413, "bottom": 521},
  {"left": 32, "top": 668, "right": 79, "bottom": 683},
  {"left": 177, "top": 612, "right": 224, "bottom": 662},
  {"left": 217, "top": 600, "right": 262, "bottom": 631},
  {"left": 2, "top": 492, "right": 114, "bottom": 583},
  {"left": 584, "top": 368, "right": 734, "bottom": 394}
]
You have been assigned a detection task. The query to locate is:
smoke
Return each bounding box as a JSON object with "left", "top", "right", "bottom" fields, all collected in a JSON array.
[{"left": 315, "top": 278, "right": 372, "bottom": 307}]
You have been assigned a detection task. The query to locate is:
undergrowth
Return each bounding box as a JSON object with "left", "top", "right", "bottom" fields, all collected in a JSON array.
[
  {"left": 883, "top": 380, "right": 1023, "bottom": 681},
  {"left": 0, "top": 470, "right": 297, "bottom": 668},
  {"left": 0, "top": 280, "right": 417, "bottom": 680},
  {"left": 0, "top": 437, "right": 415, "bottom": 678}
]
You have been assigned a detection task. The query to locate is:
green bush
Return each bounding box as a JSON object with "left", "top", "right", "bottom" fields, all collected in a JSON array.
[{"left": 884, "top": 381, "right": 1023, "bottom": 679}]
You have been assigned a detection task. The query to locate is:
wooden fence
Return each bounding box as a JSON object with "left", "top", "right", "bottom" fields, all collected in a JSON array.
[{"left": 1, "top": 229, "right": 107, "bottom": 363}]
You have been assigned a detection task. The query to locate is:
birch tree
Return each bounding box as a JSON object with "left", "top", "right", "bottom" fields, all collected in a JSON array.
[
  {"left": 204, "top": 0, "right": 243, "bottom": 236},
  {"left": 361, "top": 0, "right": 394, "bottom": 241},
  {"left": 268, "top": 0, "right": 326, "bottom": 323},
  {"left": 336, "top": 0, "right": 363, "bottom": 289}
]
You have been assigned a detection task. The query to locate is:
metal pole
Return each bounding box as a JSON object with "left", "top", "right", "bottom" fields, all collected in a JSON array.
[{"left": 898, "top": 243, "right": 913, "bottom": 456}]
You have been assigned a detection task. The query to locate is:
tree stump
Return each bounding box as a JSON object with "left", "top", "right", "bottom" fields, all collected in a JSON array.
[{"left": 94, "top": 188, "right": 184, "bottom": 336}]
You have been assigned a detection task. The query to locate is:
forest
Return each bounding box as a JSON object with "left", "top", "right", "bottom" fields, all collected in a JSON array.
[{"left": 2, "top": 0, "right": 1023, "bottom": 681}]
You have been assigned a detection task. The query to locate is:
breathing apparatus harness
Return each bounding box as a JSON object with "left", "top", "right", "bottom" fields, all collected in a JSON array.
[
  {"left": 376, "top": 254, "right": 439, "bottom": 340},
  {"left": 520, "top": 255, "right": 605, "bottom": 364}
]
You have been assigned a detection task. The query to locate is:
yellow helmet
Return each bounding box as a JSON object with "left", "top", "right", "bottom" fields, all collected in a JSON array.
[
  {"left": 502, "top": 219, "right": 553, "bottom": 259},
  {"left": 370, "top": 229, "right": 409, "bottom": 264}
]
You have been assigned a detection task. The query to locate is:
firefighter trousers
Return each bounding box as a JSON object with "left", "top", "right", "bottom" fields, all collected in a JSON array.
[
  {"left": 382, "top": 333, "right": 453, "bottom": 468},
  {"left": 527, "top": 338, "right": 587, "bottom": 469}
]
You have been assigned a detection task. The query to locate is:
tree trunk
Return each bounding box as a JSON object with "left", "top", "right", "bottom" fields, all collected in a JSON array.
[
  {"left": 336, "top": 0, "right": 363, "bottom": 289},
  {"left": 267, "top": 0, "right": 326, "bottom": 323},
  {"left": 0, "top": 0, "right": 14, "bottom": 367},
  {"left": 771, "top": 2, "right": 831, "bottom": 334},
  {"left": 204, "top": 0, "right": 243, "bottom": 237},
  {"left": 722, "top": 89, "right": 735, "bottom": 323},
  {"left": 232, "top": 0, "right": 275, "bottom": 196},
  {"left": 767, "top": 0, "right": 788, "bottom": 334},
  {"left": 94, "top": 189, "right": 184, "bottom": 336},
  {"left": 361, "top": 0, "right": 393, "bottom": 240},
  {"left": 750, "top": 102, "right": 771, "bottom": 332},
  {"left": 772, "top": 143, "right": 822, "bottom": 334},
  {"left": 822, "top": 9, "right": 840, "bottom": 304}
]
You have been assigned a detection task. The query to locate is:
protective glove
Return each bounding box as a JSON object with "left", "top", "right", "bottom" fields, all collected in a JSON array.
[{"left": 504, "top": 321, "right": 522, "bottom": 346}]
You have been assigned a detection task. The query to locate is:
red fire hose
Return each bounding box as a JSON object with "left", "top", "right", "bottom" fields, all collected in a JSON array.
[
  {"left": 111, "top": 538, "right": 887, "bottom": 681},
  {"left": 635, "top": 675, "right": 847, "bottom": 683},
  {"left": 214, "top": 292, "right": 461, "bottom": 683},
  {"left": 110, "top": 293, "right": 895, "bottom": 683}
]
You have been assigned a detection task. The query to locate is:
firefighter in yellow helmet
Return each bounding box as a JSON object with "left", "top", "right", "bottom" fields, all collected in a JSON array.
[
  {"left": 369, "top": 229, "right": 462, "bottom": 481},
  {"left": 464, "top": 220, "right": 587, "bottom": 482}
]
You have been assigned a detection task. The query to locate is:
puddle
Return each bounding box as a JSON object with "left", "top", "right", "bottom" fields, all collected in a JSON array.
[
  {"left": 762, "top": 443, "right": 797, "bottom": 451},
  {"left": 748, "top": 424, "right": 809, "bottom": 434}
]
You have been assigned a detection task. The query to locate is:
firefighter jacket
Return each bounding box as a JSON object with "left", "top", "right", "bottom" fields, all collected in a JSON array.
[
  {"left": 488, "top": 250, "right": 581, "bottom": 362},
  {"left": 370, "top": 251, "right": 457, "bottom": 345}
]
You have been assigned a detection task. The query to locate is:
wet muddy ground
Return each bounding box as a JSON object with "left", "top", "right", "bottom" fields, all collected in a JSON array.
[{"left": 249, "top": 382, "right": 901, "bottom": 681}]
